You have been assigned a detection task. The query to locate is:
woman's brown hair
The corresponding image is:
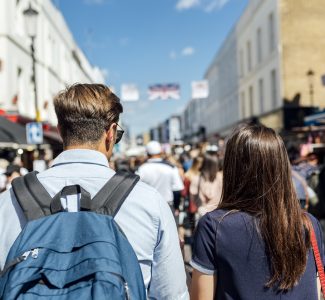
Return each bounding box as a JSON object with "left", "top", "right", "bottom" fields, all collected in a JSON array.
[
  {"left": 218, "top": 124, "right": 309, "bottom": 290},
  {"left": 200, "top": 154, "right": 219, "bottom": 182}
]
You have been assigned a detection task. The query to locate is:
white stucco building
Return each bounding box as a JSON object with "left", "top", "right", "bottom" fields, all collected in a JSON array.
[
  {"left": 237, "top": 0, "right": 282, "bottom": 129},
  {"left": 0, "top": 0, "right": 105, "bottom": 125},
  {"left": 167, "top": 115, "right": 182, "bottom": 144},
  {"left": 147, "top": 115, "right": 182, "bottom": 145},
  {"left": 182, "top": 97, "right": 205, "bottom": 142},
  {"left": 202, "top": 28, "right": 239, "bottom": 138},
  {"left": 184, "top": 0, "right": 325, "bottom": 139}
]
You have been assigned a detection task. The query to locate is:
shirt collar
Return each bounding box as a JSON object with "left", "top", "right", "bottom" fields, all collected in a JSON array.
[
  {"left": 51, "top": 149, "right": 109, "bottom": 168},
  {"left": 147, "top": 158, "right": 163, "bottom": 162}
]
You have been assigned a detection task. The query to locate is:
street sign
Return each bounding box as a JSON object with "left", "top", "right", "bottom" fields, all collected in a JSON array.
[{"left": 26, "top": 122, "right": 43, "bottom": 144}]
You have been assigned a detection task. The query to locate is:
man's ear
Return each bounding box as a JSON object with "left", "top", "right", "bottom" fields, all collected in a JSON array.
[{"left": 106, "top": 123, "right": 117, "bottom": 143}]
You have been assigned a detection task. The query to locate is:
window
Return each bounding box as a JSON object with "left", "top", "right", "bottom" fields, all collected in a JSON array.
[
  {"left": 257, "top": 27, "right": 262, "bottom": 63},
  {"left": 258, "top": 78, "right": 264, "bottom": 113},
  {"left": 247, "top": 41, "right": 252, "bottom": 72},
  {"left": 241, "top": 91, "right": 246, "bottom": 119},
  {"left": 239, "top": 50, "right": 244, "bottom": 77},
  {"left": 271, "top": 69, "right": 277, "bottom": 108},
  {"left": 269, "top": 13, "right": 275, "bottom": 53},
  {"left": 249, "top": 86, "right": 254, "bottom": 116}
]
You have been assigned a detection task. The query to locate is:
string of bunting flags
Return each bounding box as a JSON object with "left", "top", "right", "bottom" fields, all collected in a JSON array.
[{"left": 117, "top": 80, "right": 209, "bottom": 102}]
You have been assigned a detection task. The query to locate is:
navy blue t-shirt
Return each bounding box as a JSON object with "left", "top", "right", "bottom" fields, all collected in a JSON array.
[{"left": 191, "top": 210, "right": 324, "bottom": 300}]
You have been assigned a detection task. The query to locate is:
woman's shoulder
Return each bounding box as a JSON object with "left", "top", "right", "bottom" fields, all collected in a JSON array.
[
  {"left": 206, "top": 209, "right": 254, "bottom": 221},
  {"left": 306, "top": 213, "right": 323, "bottom": 239},
  {"left": 197, "top": 210, "right": 260, "bottom": 252},
  {"left": 307, "top": 212, "right": 320, "bottom": 224},
  {"left": 201, "top": 209, "right": 256, "bottom": 232}
]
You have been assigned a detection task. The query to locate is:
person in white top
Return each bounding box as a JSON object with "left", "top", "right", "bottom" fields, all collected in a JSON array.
[{"left": 137, "top": 141, "right": 184, "bottom": 208}]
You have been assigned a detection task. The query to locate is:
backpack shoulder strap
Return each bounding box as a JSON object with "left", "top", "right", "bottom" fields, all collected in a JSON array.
[
  {"left": 91, "top": 171, "right": 139, "bottom": 217},
  {"left": 11, "top": 171, "right": 53, "bottom": 221}
]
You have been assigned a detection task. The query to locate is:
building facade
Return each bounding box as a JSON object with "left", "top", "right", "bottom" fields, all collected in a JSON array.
[
  {"left": 0, "top": 0, "right": 105, "bottom": 125},
  {"left": 182, "top": 97, "right": 205, "bottom": 143},
  {"left": 191, "top": 0, "right": 325, "bottom": 139},
  {"left": 237, "top": 0, "right": 282, "bottom": 129},
  {"left": 147, "top": 115, "right": 182, "bottom": 145}
]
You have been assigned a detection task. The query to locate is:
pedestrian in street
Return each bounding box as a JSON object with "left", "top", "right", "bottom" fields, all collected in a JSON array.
[
  {"left": 183, "top": 155, "right": 203, "bottom": 226},
  {"left": 190, "top": 124, "right": 324, "bottom": 300},
  {"left": 137, "top": 140, "right": 184, "bottom": 215},
  {"left": 3, "top": 164, "right": 22, "bottom": 190},
  {"left": 0, "top": 84, "right": 188, "bottom": 299},
  {"left": 189, "top": 153, "right": 222, "bottom": 219}
]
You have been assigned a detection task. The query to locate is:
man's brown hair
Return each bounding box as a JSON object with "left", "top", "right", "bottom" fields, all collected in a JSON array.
[{"left": 54, "top": 83, "right": 123, "bottom": 147}]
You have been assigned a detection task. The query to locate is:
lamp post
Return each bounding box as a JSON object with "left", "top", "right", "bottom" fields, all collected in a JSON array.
[
  {"left": 306, "top": 69, "right": 315, "bottom": 107},
  {"left": 23, "top": 4, "right": 40, "bottom": 122}
]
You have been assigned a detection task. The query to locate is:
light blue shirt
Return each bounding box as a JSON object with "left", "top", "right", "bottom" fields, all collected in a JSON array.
[{"left": 0, "top": 149, "right": 189, "bottom": 300}]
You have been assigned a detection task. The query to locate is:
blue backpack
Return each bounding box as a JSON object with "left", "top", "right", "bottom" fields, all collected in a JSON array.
[{"left": 0, "top": 171, "right": 146, "bottom": 300}]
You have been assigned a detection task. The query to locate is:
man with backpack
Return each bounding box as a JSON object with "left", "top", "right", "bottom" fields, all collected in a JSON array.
[{"left": 0, "top": 84, "right": 189, "bottom": 299}]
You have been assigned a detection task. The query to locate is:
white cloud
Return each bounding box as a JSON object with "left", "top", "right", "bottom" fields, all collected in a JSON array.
[
  {"left": 176, "top": 0, "right": 200, "bottom": 11},
  {"left": 181, "top": 47, "right": 195, "bottom": 56},
  {"left": 84, "top": 0, "right": 107, "bottom": 5},
  {"left": 169, "top": 47, "right": 195, "bottom": 59},
  {"left": 176, "top": 0, "right": 230, "bottom": 12},
  {"left": 169, "top": 51, "right": 177, "bottom": 60},
  {"left": 204, "top": 0, "right": 230, "bottom": 12}
]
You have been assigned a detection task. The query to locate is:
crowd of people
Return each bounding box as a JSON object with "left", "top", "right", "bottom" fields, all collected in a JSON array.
[{"left": 0, "top": 84, "right": 325, "bottom": 299}]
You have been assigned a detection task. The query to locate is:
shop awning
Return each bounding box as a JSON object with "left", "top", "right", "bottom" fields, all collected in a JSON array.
[
  {"left": 0, "top": 116, "right": 28, "bottom": 144},
  {"left": 304, "top": 111, "right": 325, "bottom": 126}
]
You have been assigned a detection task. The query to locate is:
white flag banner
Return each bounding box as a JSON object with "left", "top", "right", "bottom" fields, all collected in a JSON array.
[
  {"left": 121, "top": 84, "right": 139, "bottom": 102},
  {"left": 192, "top": 80, "right": 209, "bottom": 99}
]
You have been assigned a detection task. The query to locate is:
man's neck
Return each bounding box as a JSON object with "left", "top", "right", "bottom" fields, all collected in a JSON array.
[
  {"left": 64, "top": 145, "right": 109, "bottom": 161},
  {"left": 65, "top": 145, "right": 97, "bottom": 151}
]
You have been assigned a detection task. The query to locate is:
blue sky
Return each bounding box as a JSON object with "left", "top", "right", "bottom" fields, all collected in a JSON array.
[{"left": 55, "top": 0, "right": 248, "bottom": 136}]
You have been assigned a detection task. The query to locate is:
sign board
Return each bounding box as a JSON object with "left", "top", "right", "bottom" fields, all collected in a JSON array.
[
  {"left": 121, "top": 84, "right": 139, "bottom": 102},
  {"left": 26, "top": 122, "right": 43, "bottom": 144},
  {"left": 192, "top": 80, "right": 209, "bottom": 99}
]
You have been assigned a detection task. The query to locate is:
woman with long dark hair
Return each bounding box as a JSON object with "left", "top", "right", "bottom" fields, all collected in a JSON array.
[{"left": 190, "top": 124, "right": 324, "bottom": 300}]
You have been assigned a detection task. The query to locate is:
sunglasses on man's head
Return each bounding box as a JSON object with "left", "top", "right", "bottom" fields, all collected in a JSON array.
[{"left": 115, "top": 124, "right": 124, "bottom": 144}]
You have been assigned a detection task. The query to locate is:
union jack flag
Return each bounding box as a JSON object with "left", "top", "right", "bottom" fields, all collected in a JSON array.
[{"left": 148, "top": 84, "right": 180, "bottom": 100}]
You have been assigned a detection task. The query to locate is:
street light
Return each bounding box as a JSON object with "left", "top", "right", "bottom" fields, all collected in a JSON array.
[
  {"left": 306, "top": 69, "right": 315, "bottom": 107},
  {"left": 23, "top": 4, "right": 40, "bottom": 122}
]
